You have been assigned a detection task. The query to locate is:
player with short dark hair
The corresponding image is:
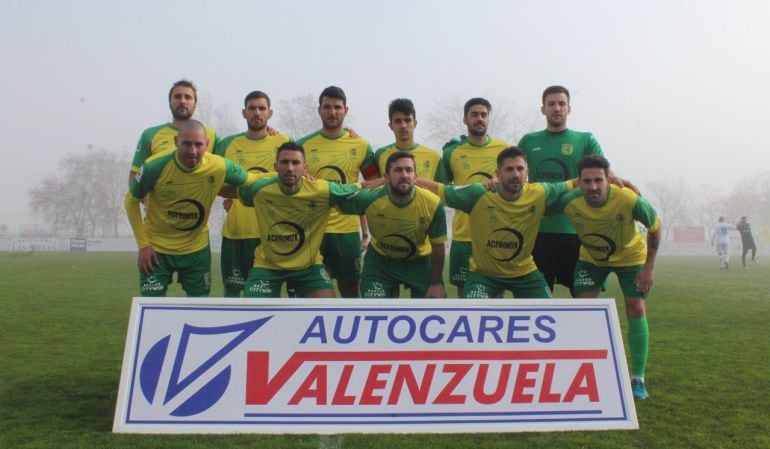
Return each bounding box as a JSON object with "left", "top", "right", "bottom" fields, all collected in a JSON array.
[
  {"left": 554, "top": 155, "right": 661, "bottom": 400},
  {"left": 296, "top": 86, "right": 378, "bottom": 298},
  {"left": 439, "top": 97, "right": 509, "bottom": 298},
  {"left": 373, "top": 98, "right": 444, "bottom": 181},
  {"left": 422, "top": 146, "right": 572, "bottom": 299},
  {"left": 129, "top": 79, "right": 218, "bottom": 184},
  {"left": 215, "top": 90, "right": 292, "bottom": 296},
  {"left": 339, "top": 151, "right": 447, "bottom": 298},
  {"left": 236, "top": 142, "right": 363, "bottom": 298},
  {"left": 518, "top": 85, "right": 604, "bottom": 296}
]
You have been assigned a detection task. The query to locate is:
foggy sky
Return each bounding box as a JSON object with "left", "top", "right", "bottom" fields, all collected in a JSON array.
[{"left": 2, "top": 0, "right": 769, "bottom": 227}]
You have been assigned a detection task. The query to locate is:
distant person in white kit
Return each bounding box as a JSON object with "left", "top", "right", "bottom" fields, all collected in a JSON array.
[{"left": 711, "top": 217, "right": 734, "bottom": 270}]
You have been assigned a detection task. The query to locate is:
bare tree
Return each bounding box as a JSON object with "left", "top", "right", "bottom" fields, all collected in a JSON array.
[
  {"left": 422, "top": 94, "right": 540, "bottom": 150},
  {"left": 28, "top": 149, "right": 129, "bottom": 237},
  {"left": 196, "top": 92, "right": 239, "bottom": 138},
  {"left": 646, "top": 177, "right": 697, "bottom": 241},
  {"left": 271, "top": 93, "right": 320, "bottom": 139}
]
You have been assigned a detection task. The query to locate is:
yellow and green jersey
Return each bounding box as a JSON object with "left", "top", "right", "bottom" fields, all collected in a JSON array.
[
  {"left": 238, "top": 177, "right": 361, "bottom": 270},
  {"left": 296, "top": 130, "right": 375, "bottom": 233},
  {"left": 517, "top": 129, "right": 603, "bottom": 234},
  {"left": 128, "top": 151, "right": 248, "bottom": 255},
  {"left": 131, "top": 123, "right": 218, "bottom": 172},
  {"left": 554, "top": 185, "right": 660, "bottom": 267},
  {"left": 338, "top": 187, "right": 447, "bottom": 261},
  {"left": 373, "top": 143, "right": 444, "bottom": 181},
  {"left": 439, "top": 181, "right": 571, "bottom": 278},
  {"left": 439, "top": 136, "right": 509, "bottom": 241},
  {"left": 215, "top": 132, "right": 292, "bottom": 239}
]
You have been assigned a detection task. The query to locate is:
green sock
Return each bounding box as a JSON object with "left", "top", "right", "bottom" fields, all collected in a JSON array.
[
  {"left": 224, "top": 288, "right": 242, "bottom": 298},
  {"left": 628, "top": 317, "right": 649, "bottom": 378}
]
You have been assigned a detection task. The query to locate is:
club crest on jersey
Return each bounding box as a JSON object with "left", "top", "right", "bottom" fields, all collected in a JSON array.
[{"left": 561, "top": 144, "right": 574, "bottom": 155}]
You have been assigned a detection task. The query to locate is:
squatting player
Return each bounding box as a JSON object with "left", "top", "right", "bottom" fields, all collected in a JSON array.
[
  {"left": 553, "top": 155, "right": 661, "bottom": 400},
  {"left": 125, "top": 120, "right": 249, "bottom": 296},
  {"left": 235, "top": 142, "right": 362, "bottom": 298},
  {"left": 421, "top": 146, "right": 573, "bottom": 299},
  {"left": 216, "top": 91, "right": 291, "bottom": 296},
  {"left": 296, "top": 86, "right": 378, "bottom": 297},
  {"left": 129, "top": 79, "right": 218, "bottom": 184},
  {"left": 339, "top": 151, "right": 447, "bottom": 298},
  {"left": 518, "top": 85, "right": 604, "bottom": 296},
  {"left": 439, "top": 97, "right": 509, "bottom": 298}
]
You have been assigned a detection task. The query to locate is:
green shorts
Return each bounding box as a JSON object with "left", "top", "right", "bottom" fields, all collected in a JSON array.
[
  {"left": 220, "top": 237, "right": 261, "bottom": 293},
  {"left": 320, "top": 232, "right": 362, "bottom": 281},
  {"left": 139, "top": 245, "right": 211, "bottom": 297},
  {"left": 449, "top": 240, "right": 472, "bottom": 287},
  {"left": 244, "top": 264, "right": 333, "bottom": 298},
  {"left": 360, "top": 249, "right": 435, "bottom": 298},
  {"left": 573, "top": 260, "right": 648, "bottom": 298},
  {"left": 463, "top": 269, "right": 551, "bottom": 299}
]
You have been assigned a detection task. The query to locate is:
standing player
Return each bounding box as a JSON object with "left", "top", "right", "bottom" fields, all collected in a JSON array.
[
  {"left": 711, "top": 216, "right": 734, "bottom": 270},
  {"left": 518, "top": 85, "right": 604, "bottom": 296},
  {"left": 216, "top": 91, "right": 291, "bottom": 296},
  {"left": 373, "top": 98, "right": 443, "bottom": 181},
  {"left": 440, "top": 97, "right": 509, "bottom": 298},
  {"left": 296, "top": 86, "right": 378, "bottom": 297},
  {"left": 339, "top": 151, "right": 447, "bottom": 298},
  {"left": 125, "top": 120, "right": 249, "bottom": 297},
  {"left": 421, "top": 147, "right": 572, "bottom": 299},
  {"left": 236, "top": 142, "right": 362, "bottom": 298},
  {"left": 129, "top": 79, "right": 218, "bottom": 184},
  {"left": 736, "top": 216, "right": 757, "bottom": 268},
  {"left": 554, "top": 155, "right": 661, "bottom": 400}
]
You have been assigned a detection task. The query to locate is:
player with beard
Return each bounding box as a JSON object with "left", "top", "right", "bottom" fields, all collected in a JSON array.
[
  {"left": 129, "top": 79, "right": 218, "bottom": 184},
  {"left": 517, "top": 85, "right": 604, "bottom": 296},
  {"left": 438, "top": 98, "right": 509, "bottom": 298},
  {"left": 296, "top": 86, "right": 378, "bottom": 298},
  {"left": 421, "top": 147, "right": 573, "bottom": 299},
  {"left": 215, "top": 91, "right": 291, "bottom": 296},
  {"left": 338, "top": 151, "right": 447, "bottom": 298},
  {"left": 235, "top": 142, "right": 363, "bottom": 298},
  {"left": 552, "top": 155, "right": 661, "bottom": 400}
]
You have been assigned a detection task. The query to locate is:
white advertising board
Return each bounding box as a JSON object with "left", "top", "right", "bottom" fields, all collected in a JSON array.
[{"left": 113, "top": 298, "right": 637, "bottom": 433}]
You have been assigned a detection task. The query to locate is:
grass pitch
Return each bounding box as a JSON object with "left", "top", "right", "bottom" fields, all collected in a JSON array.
[{"left": 0, "top": 251, "right": 768, "bottom": 448}]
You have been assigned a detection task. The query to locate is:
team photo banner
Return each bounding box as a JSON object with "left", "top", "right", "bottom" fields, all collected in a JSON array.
[{"left": 113, "top": 298, "right": 638, "bottom": 434}]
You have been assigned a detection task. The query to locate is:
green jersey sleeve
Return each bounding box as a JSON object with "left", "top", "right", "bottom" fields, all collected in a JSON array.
[
  {"left": 360, "top": 143, "right": 376, "bottom": 172},
  {"left": 328, "top": 181, "right": 363, "bottom": 206},
  {"left": 224, "top": 158, "right": 249, "bottom": 186},
  {"left": 542, "top": 181, "right": 573, "bottom": 210},
  {"left": 633, "top": 195, "right": 660, "bottom": 231},
  {"left": 129, "top": 153, "right": 171, "bottom": 199},
  {"left": 440, "top": 183, "right": 487, "bottom": 213},
  {"left": 550, "top": 188, "right": 583, "bottom": 214},
  {"left": 336, "top": 188, "right": 381, "bottom": 215},
  {"left": 131, "top": 129, "right": 154, "bottom": 170},
  {"left": 238, "top": 176, "right": 277, "bottom": 207},
  {"left": 428, "top": 202, "right": 448, "bottom": 240},
  {"left": 586, "top": 133, "right": 603, "bottom": 156}
]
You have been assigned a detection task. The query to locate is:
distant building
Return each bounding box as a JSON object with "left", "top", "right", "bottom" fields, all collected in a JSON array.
[{"left": 672, "top": 226, "right": 706, "bottom": 243}]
